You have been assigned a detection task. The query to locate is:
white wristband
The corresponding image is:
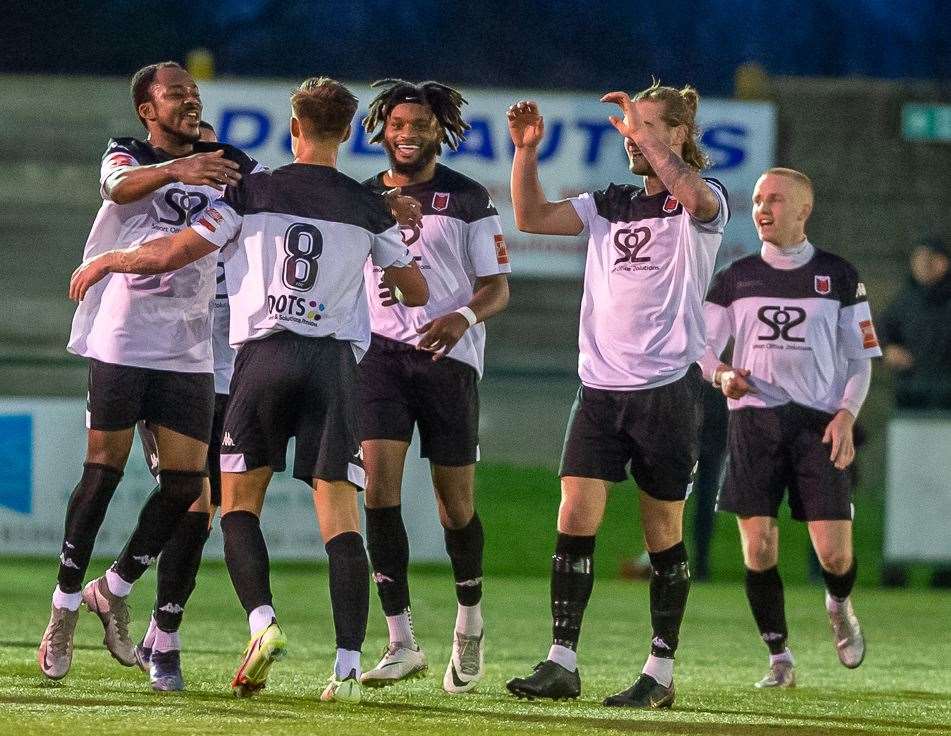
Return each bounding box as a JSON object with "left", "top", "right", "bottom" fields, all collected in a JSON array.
[{"left": 455, "top": 306, "right": 477, "bottom": 327}]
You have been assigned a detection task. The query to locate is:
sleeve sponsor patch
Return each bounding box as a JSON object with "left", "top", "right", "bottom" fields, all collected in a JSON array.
[
  {"left": 856, "top": 281, "right": 867, "bottom": 298},
  {"left": 103, "top": 152, "right": 137, "bottom": 171},
  {"left": 206, "top": 207, "right": 224, "bottom": 224},
  {"left": 494, "top": 233, "right": 509, "bottom": 265},
  {"left": 196, "top": 217, "right": 216, "bottom": 232},
  {"left": 859, "top": 319, "right": 878, "bottom": 349}
]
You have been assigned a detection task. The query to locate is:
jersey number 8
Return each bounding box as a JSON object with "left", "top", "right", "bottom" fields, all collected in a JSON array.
[{"left": 282, "top": 223, "right": 323, "bottom": 291}]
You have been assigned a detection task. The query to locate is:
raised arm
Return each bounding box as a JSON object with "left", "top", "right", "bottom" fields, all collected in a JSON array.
[
  {"left": 601, "top": 92, "right": 720, "bottom": 222},
  {"left": 507, "top": 101, "right": 584, "bottom": 235},
  {"left": 105, "top": 149, "right": 242, "bottom": 204},
  {"left": 68, "top": 229, "right": 218, "bottom": 301}
]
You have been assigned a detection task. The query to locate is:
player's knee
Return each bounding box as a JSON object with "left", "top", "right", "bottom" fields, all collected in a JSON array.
[
  {"left": 744, "top": 535, "right": 778, "bottom": 570},
  {"left": 364, "top": 481, "right": 401, "bottom": 508},
  {"left": 818, "top": 549, "right": 852, "bottom": 575},
  {"left": 159, "top": 470, "right": 205, "bottom": 506},
  {"left": 438, "top": 499, "right": 474, "bottom": 530}
]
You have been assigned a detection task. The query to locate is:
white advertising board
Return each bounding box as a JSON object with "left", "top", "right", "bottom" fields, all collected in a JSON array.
[
  {"left": 0, "top": 399, "right": 446, "bottom": 561},
  {"left": 200, "top": 81, "right": 775, "bottom": 275},
  {"left": 884, "top": 414, "right": 951, "bottom": 562}
]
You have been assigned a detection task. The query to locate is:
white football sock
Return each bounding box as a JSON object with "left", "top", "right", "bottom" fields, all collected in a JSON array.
[
  {"left": 769, "top": 648, "right": 794, "bottom": 666},
  {"left": 547, "top": 644, "right": 577, "bottom": 672},
  {"left": 248, "top": 605, "right": 276, "bottom": 635},
  {"left": 52, "top": 585, "right": 82, "bottom": 611},
  {"left": 642, "top": 654, "right": 674, "bottom": 687},
  {"left": 143, "top": 615, "right": 159, "bottom": 648},
  {"left": 152, "top": 628, "right": 181, "bottom": 653},
  {"left": 105, "top": 569, "right": 134, "bottom": 597},
  {"left": 334, "top": 648, "right": 361, "bottom": 679},
  {"left": 455, "top": 603, "right": 483, "bottom": 636},
  {"left": 386, "top": 609, "right": 417, "bottom": 647}
]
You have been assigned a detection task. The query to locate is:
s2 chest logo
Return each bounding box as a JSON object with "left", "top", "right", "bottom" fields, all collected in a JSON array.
[
  {"left": 613, "top": 227, "right": 652, "bottom": 266},
  {"left": 757, "top": 306, "right": 806, "bottom": 342},
  {"left": 156, "top": 188, "right": 210, "bottom": 227}
]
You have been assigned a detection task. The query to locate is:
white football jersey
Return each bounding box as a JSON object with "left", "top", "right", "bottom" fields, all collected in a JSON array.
[
  {"left": 191, "top": 164, "right": 413, "bottom": 361},
  {"left": 363, "top": 164, "right": 511, "bottom": 377},
  {"left": 211, "top": 254, "right": 235, "bottom": 394},
  {"left": 67, "top": 138, "right": 261, "bottom": 373},
  {"left": 704, "top": 242, "right": 882, "bottom": 413},
  {"left": 570, "top": 178, "right": 729, "bottom": 390}
]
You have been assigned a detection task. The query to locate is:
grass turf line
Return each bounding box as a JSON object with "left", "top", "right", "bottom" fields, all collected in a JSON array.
[{"left": 1, "top": 558, "right": 949, "bottom": 736}]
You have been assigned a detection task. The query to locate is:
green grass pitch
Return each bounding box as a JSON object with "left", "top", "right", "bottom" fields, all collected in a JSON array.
[
  {"left": 2, "top": 463, "right": 950, "bottom": 735},
  {"left": 2, "top": 557, "right": 949, "bottom": 736}
]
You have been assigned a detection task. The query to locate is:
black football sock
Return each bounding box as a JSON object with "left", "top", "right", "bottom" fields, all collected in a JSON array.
[
  {"left": 365, "top": 505, "right": 410, "bottom": 616},
  {"left": 112, "top": 470, "right": 204, "bottom": 583},
  {"left": 445, "top": 512, "right": 484, "bottom": 606},
  {"left": 745, "top": 566, "right": 788, "bottom": 655},
  {"left": 648, "top": 541, "right": 690, "bottom": 658},
  {"left": 153, "top": 511, "right": 211, "bottom": 632},
  {"left": 822, "top": 558, "right": 857, "bottom": 601},
  {"left": 221, "top": 510, "right": 272, "bottom": 614},
  {"left": 326, "top": 531, "right": 369, "bottom": 652},
  {"left": 57, "top": 463, "right": 123, "bottom": 593},
  {"left": 551, "top": 533, "right": 596, "bottom": 651}
]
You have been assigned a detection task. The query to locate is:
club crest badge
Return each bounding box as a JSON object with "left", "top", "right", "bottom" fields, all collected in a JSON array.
[
  {"left": 432, "top": 192, "right": 450, "bottom": 211},
  {"left": 662, "top": 195, "right": 679, "bottom": 214},
  {"left": 815, "top": 275, "right": 831, "bottom": 295}
]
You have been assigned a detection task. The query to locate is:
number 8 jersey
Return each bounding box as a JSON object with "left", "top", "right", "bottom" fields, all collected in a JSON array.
[
  {"left": 191, "top": 163, "right": 412, "bottom": 359},
  {"left": 68, "top": 137, "right": 261, "bottom": 372}
]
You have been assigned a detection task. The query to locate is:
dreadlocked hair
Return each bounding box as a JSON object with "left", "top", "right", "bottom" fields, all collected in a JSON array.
[
  {"left": 634, "top": 78, "right": 709, "bottom": 171},
  {"left": 364, "top": 79, "right": 470, "bottom": 154}
]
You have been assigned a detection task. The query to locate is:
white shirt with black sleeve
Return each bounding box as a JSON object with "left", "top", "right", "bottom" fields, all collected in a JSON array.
[
  {"left": 67, "top": 137, "right": 261, "bottom": 373},
  {"left": 363, "top": 164, "right": 511, "bottom": 378},
  {"left": 702, "top": 240, "right": 882, "bottom": 414},
  {"left": 190, "top": 163, "right": 413, "bottom": 361},
  {"left": 569, "top": 178, "right": 729, "bottom": 390}
]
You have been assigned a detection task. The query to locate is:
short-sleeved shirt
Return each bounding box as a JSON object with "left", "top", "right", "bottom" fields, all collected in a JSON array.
[
  {"left": 569, "top": 178, "right": 729, "bottom": 390},
  {"left": 362, "top": 164, "right": 511, "bottom": 377},
  {"left": 704, "top": 244, "right": 882, "bottom": 414},
  {"left": 67, "top": 137, "right": 261, "bottom": 373},
  {"left": 191, "top": 163, "right": 413, "bottom": 361}
]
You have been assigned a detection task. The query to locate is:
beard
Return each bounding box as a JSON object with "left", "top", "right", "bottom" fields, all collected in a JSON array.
[
  {"left": 384, "top": 138, "right": 440, "bottom": 177},
  {"left": 628, "top": 154, "right": 655, "bottom": 177},
  {"left": 157, "top": 116, "right": 201, "bottom": 145}
]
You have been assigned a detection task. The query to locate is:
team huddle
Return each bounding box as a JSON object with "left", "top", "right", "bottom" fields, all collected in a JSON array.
[{"left": 38, "top": 61, "right": 879, "bottom": 708}]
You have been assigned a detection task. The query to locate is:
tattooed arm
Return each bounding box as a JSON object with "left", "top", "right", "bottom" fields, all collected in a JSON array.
[
  {"left": 69, "top": 230, "right": 217, "bottom": 301},
  {"left": 601, "top": 91, "right": 720, "bottom": 222}
]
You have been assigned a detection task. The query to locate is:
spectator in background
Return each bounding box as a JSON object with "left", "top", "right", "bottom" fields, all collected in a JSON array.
[{"left": 879, "top": 237, "right": 951, "bottom": 588}]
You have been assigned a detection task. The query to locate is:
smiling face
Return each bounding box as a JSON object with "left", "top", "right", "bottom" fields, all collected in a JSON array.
[
  {"left": 383, "top": 102, "right": 441, "bottom": 176},
  {"left": 625, "top": 99, "right": 685, "bottom": 176},
  {"left": 752, "top": 172, "right": 813, "bottom": 247},
  {"left": 139, "top": 66, "right": 202, "bottom": 145}
]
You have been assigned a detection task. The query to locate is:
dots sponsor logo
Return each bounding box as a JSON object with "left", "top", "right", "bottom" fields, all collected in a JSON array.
[{"left": 266, "top": 294, "right": 324, "bottom": 325}]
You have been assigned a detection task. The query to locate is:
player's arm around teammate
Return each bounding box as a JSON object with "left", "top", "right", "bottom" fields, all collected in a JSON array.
[{"left": 70, "top": 228, "right": 427, "bottom": 305}]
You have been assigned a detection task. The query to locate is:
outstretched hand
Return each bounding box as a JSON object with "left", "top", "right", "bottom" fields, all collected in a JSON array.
[
  {"left": 507, "top": 100, "right": 545, "bottom": 149},
  {"left": 166, "top": 149, "right": 241, "bottom": 189},
  {"left": 69, "top": 254, "right": 114, "bottom": 302},
  {"left": 601, "top": 91, "right": 643, "bottom": 138}
]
